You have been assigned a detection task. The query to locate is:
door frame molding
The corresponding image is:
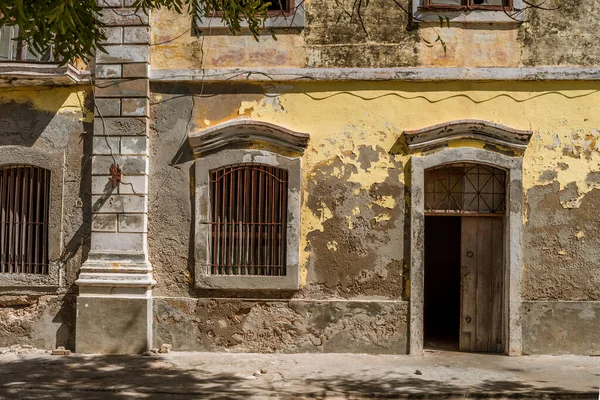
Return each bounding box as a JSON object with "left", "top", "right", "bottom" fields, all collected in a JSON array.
[{"left": 409, "top": 147, "right": 523, "bottom": 355}]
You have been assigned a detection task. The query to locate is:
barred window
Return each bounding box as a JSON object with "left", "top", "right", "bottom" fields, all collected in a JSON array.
[
  {"left": 210, "top": 163, "right": 288, "bottom": 277},
  {"left": 424, "top": 163, "right": 506, "bottom": 215},
  {"left": 0, "top": 166, "right": 50, "bottom": 274}
]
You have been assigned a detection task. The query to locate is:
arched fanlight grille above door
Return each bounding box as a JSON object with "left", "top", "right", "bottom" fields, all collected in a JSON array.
[{"left": 424, "top": 163, "right": 506, "bottom": 215}]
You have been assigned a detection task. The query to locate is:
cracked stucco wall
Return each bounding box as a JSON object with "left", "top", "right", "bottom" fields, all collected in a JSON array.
[
  {"left": 0, "top": 87, "right": 92, "bottom": 349},
  {"left": 150, "top": 80, "right": 600, "bottom": 353},
  {"left": 150, "top": 0, "right": 595, "bottom": 69}
]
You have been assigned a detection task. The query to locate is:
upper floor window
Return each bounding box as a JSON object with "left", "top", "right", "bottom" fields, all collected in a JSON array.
[
  {"left": 265, "top": 0, "right": 293, "bottom": 14},
  {"left": 0, "top": 165, "right": 50, "bottom": 275},
  {"left": 194, "top": 0, "right": 305, "bottom": 33},
  {"left": 0, "top": 26, "right": 54, "bottom": 63},
  {"left": 422, "top": 0, "right": 511, "bottom": 10},
  {"left": 212, "top": 0, "right": 294, "bottom": 15}
]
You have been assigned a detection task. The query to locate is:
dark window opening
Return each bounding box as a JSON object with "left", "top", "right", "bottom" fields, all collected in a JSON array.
[
  {"left": 265, "top": 0, "right": 292, "bottom": 12},
  {"left": 205, "top": 0, "right": 293, "bottom": 17},
  {"left": 422, "top": 0, "right": 512, "bottom": 11},
  {"left": 209, "top": 163, "right": 288, "bottom": 277},
  {"left": 0, "top": 165, "right": 51, "bottom": 274},
  {"left": 424, "top": 216, "right": 461, "bottom": 351},
  {"left": 0, "top": 26, "right": 54, "bottom": 63}
]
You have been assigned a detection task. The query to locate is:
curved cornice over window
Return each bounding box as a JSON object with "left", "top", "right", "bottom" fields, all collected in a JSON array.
[
  {"left": 402, "top": 119, "right": 533, "bottom": 154},
  {"left": 189, "top": 119, "right": 310, "bottom": 156}
]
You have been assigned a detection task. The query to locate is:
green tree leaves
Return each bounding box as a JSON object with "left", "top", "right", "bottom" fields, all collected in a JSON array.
[{"left": 0, "top": 0, "right": 269, "bottom": 65}]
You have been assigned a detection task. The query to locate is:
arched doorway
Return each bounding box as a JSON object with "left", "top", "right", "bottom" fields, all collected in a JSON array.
[
  {"left": 423, "top": 163, "right": 506, "bottom": 353},
  {"left": 402, "top": 121, "right": 531, "bottom": 356}
]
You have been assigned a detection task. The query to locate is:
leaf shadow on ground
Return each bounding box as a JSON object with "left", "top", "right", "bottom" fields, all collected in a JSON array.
[{"left": 0, "top": 354, "right": 596, "bottom": 399}]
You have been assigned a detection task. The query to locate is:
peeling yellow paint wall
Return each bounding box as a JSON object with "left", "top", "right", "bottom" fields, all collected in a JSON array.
[
  {"left": 150, "top": 9, "right": 307, "bottom": 70},
  {"left": 150, "top": 8, "right": 526, "bottom": 70},
  {"left": 188, "top": 81, "right": 600, "bottom": 285},
  {"left": 149, "top": 1, "right": 594, "bottom": 70},
  {"left": 418, "top": 26, "right": 522, "bottom": 67},
  {"left": 0, "top": 87, "right": 92, "bottom": 121}
]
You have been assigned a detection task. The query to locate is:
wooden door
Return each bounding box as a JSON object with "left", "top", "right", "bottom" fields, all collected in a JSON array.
[{"left": 459, "top": 217, "right": 504, "bottom": 353}]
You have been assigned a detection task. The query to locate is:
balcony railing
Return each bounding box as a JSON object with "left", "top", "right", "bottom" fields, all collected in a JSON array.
[{"left": 0, "top": 25, "right": 53, "bottom": 63}]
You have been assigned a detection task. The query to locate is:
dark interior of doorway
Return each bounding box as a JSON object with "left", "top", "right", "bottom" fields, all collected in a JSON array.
[{"left": 424, "top": 216, "right": 461, "bottom": 351}]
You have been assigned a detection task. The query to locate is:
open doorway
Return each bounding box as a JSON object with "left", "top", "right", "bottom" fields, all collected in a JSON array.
[
  {"left": 422, "top": 163, "right": 506, "bottom": 354},
  {"left": 424, "top": 216, "right": 461, "bottom": 351}
]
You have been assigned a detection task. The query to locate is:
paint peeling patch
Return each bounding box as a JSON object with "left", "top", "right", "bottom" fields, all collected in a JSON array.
[
  {"left": 373, "top": 195, "right": 396, "bottom": 209},
  {"left": 239, "top": 101, "right": 257, "bottom": 115},
  {"left": 563, "top": 129, "right": 599, "bottom": 160},
  {"left": 374, "top": 214, "right": 391, "bottom": 223},
  {"left": 538, "top": 170, "right": 557, "bottom": 182},
  {"left": 559, "top": 182, "right": 581, "bottom": 209},
  {"left": 303, "top": 148, "right": 404, "bottom": 298}
]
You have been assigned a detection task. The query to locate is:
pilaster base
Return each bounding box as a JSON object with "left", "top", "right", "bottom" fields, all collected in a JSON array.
[
  {"left": 76, "top": 296, "right": 152, "bottom": 354},
  {"left": 75, "top": 254, "right": 155, "bottom": 354}
]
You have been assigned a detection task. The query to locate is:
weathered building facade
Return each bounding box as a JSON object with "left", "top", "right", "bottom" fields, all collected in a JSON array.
[{"left": 0, "top": 0, "right": 599, "bottom": 355}]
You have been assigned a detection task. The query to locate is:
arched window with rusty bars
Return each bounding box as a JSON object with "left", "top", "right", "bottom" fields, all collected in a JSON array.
[
  {"left": 424, "top": 163, "right": 506, "bottom": 216},
  {"left": 209, "top": 163, "right": 288, "bottom": 276},
  {"left": 0, "top": 165, "right": 51, "bottom": 274}
]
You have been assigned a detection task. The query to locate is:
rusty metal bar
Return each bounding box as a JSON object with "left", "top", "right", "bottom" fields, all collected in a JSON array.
[
  {"left": 42, "top": 168, "right": 49, "bottom": 274},
  {"left": 8, "top": 167, "right": 16, "bottom": 271},
  {"left": 210, "top": 170, "right": 216, "bottom": 274},
  {"left": 270, "top": 167, "right": 276, "bottom": 275},
  {"left": 27, "top": 167, "right": 33, "bottom": 274},
  {"left": 34, "top": 166, "right": 40, "bottom": 274},
  {"left": 0, "top": 169, "right": 6, "bottom": 272},
  {"left": 19, "top": 167, "right": 27, "bottom": 273},
  {"left": 0, "top": 169, "right": 4, "bottom": 272},
  {"left": 220, "top": 167, "right": 226, "bottom": 275},
  {"left": 243, "top": 166, "right": 248, "bottom": 274}
]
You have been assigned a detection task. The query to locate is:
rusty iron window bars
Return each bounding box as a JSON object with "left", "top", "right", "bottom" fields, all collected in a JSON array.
[
  {"left": 210, "top": 163, "right": 288, "bottom": 276},
  {"left": 424, "top": 163, "right": 506, "bottom": 216},
  {"left": 0, "top": 165, "right": 50, "bottom": 274}
]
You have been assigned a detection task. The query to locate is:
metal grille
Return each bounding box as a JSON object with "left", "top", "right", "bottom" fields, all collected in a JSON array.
[
  {"left": 0, "top": 166, "right": 50, "bottom": 274},
  {"left": 424, "top": 163, "right": 506, "bottom": 215},
  {"left": 210, "top": 163, "right": 288, "bottom": 276},
  {"left": 0, "top": 26, "right": 54, "bottom": 62}
]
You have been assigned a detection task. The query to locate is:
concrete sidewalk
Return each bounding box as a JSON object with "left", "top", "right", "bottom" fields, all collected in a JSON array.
[{"left": 0, "top": 348, "right": 598, "bottom": 399}]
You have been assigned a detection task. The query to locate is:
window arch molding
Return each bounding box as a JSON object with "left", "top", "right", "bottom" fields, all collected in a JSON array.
[
  {"left": 191, "top": 120, "right": 309, "bottom": 290},
  {"left": 0, "top": 145, "right": 64, "bottom": 289},
  {"left": 409, "top": 146, "right": 524, "bottom": 356},
  {"left": 402, "top": 119, "right": 533, "bottom": 155}
]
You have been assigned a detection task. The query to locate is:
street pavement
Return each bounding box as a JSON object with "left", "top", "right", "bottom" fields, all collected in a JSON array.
[{"left": 0, "top": 347, "right": 598, "bottom": 399}]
